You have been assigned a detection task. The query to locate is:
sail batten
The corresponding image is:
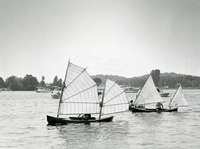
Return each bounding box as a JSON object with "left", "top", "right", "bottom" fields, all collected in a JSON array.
[
  {"left": 62, "top": 84, "right": 97, "bottom": 102},
  {"left": 104, "top": 91, "right": 126, "bottom": 104}
]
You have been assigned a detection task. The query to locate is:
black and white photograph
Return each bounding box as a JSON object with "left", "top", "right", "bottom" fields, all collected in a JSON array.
[{"left": 0, "top": 0, "right": 200, "bottom": 148}]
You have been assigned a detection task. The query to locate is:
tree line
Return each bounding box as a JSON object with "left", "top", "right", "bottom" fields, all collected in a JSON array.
[
  {"left": 93, "top": 69, "right": 200, "bottom": 89},
  {"left": 0, "top": 75, "right": 62, "bottom": 91},
  {"left": 1, "top": 69, "right": 200, "bottom": 91}
]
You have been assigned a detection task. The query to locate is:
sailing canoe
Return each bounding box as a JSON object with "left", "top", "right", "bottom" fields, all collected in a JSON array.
[
  {"left": 130, "top": 75, "right": 177, "bottom": 113},
  {"left": 160, "top": 92, "right": 170, "bottom": 97},
  {"left": 47, "top": 61, "right": 128, "bottom": 125},
  {"left": 131, "top": 107, "right": 178, "bottom": 112},
  {"left": 131, "top": 75, "right": 164, "bottom": 112}
]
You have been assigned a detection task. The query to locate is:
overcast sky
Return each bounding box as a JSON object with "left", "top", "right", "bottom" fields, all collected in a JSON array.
[{"left": 0, "top": 0, "right": 199, "bottom": 82}]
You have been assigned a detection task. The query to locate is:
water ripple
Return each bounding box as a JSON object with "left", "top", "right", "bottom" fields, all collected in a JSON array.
[{"left": 0, "top": 90, "right": 200, "bottom": 148}]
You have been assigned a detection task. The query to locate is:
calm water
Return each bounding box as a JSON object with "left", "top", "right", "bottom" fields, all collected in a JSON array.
[{"left": 0, "top": 90, "right": 200, "bottom": 149}]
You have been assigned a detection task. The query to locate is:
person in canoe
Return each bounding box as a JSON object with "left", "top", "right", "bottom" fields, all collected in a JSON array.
[
  {"left": 129, "top": 100, "right": 134, "bottom": 110},
  {"left": 137, "top": 105, "right": 145, "bottom": 108},
  {"left": 82, "top": 114, "right": 91, "bottom": 124},
  {"left": 156, "top": 102, "right": 164, "bottom": 111}
]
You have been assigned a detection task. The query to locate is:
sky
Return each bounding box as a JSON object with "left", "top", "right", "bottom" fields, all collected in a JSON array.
[{"left": 0, "top": 0, "right": 200, "bottom": 83}]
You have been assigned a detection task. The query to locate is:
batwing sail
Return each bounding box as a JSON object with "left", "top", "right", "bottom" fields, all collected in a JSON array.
[
  {"left": 101, "top": 79, "right": 129, "bottom": 115},
  {"left": 169, "top": 85, "right": 188, "bottom": 107},
  {"left": 134, "top": 75, "right": 163, "bottom": 105},
  {"left": 58, "top": 61, "right": 100, "bottom": 116}
]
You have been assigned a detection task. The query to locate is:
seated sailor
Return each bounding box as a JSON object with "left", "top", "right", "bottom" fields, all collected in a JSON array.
[
  {"left": 156, "top": 102, "right": 163, "bottom": 111},
  {"left": 82, "top": 114, "right": 91, "bottom": 120},
  {"left": 137, "top": 105, "right": 145, "bottom": 108},
  {"left": 129, "top": 100, "right": 134, "bottom": 110}
]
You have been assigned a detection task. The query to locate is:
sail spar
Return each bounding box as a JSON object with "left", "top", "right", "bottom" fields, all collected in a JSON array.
[
  {"left": 58, "top": 62, "right": 100, "bottom": 116},
  {"left": 101, "top": 79, "right": 129, "bottom": 115}
]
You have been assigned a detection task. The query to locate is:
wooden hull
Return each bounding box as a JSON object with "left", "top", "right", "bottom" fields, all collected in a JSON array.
[
  {"left": 160, "top": 93, "right": 170, "bottom": 97},
  {"left": 131, "top": 107, "right": 178, "bottom": 113},
  {"left": 47, "top": 115, "right": 114, "bottom": 126}
]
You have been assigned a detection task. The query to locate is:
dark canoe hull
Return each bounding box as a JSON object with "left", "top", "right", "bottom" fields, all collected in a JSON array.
[
  {"left": 47, "top": 115, "right": 114, "bottom": 126},
  {"left": 131, "top": 107, "right": 178, "bottom": 113},
  {"left": 160, "top": 93, "right": 170, "bottom": 97}
]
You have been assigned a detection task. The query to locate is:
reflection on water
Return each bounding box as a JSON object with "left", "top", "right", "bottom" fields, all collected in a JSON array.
[
  {"left": 51, "top": 121, "right": 129, "bottom": 149},
  {"left": 0, "top": 90, "right": 200, "bottom": 149}
]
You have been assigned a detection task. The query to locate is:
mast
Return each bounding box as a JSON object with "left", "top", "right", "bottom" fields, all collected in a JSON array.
[
  {"left": 99, "top": 78, "right": 107, "bottom": 119},
  {"left": 57, "top": 59, "right": 70, "bottom": 118},
  {"left": 133, "top": 75, "right": 150, "bottom": 105}
]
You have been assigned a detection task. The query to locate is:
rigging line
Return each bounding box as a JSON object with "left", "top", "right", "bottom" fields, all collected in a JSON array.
[
  {"left": 62, "top": 85, "right": 97, "bottom": 102},
  {"left": 104, "top": 91, "right": 126, "bottom": 104}
]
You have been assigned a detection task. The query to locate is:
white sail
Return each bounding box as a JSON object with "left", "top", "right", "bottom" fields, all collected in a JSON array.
[
  {"left": 169, "top": 85, "right": 188, "bottom": 107},
  {"left": 134, "top": 75, "right": 163, "bottom": 105},
  {"left": 58, "top": 62, "right": 100, "bottom": 115},
  {"left": 101, "top": 79, "right": 129, "bottom": 115}
]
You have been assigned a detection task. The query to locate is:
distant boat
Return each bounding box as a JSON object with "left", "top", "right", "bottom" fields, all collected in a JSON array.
[
  {"left": 36, "top": 87, "right": 51, "bottom": 93},
  {"left": 160, "top": 92, "right": 170, "bottom": 97},
  {"left": 157, "top": 88, "right": 170, "bottom": 97},
  {"left": 160, "top": 93, "right": 170, "bottom": 97},
  {"left": 51, "top": 92, "right": 61, "bottom": 99},
  {"left": 120, "top": 85, "right": 140, "bottom": 93},
  {"left": 130, "top": 75, "right": 178, "bottom": 112},
  {"left": 47, "top": 60, "right": 129, "bottom": 125},
  {"left": 51, "top": 88, "right": 62, "bottom": 99}
]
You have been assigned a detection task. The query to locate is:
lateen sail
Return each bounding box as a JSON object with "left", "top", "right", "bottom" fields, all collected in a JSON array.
[
  {"left": 102, "top": 79, "right": 129, "bottom": 115},
  {"left": 58, "top": 62, "right": 100, "bottom": 115},
  {"left": 134, "top": 75, "right": 163, "bottom": 105},
  {"left": 169, "top": 85, "right": 188, "bottom": 107}
]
